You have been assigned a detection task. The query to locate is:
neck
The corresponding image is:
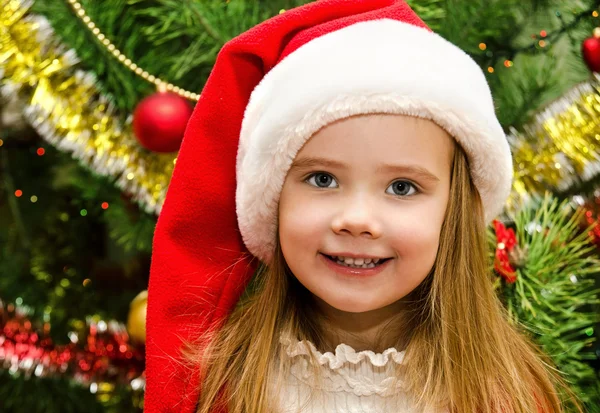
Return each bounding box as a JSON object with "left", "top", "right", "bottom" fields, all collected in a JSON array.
[{"left": 314, "top": 297, "right": 409, "bottom": 353}]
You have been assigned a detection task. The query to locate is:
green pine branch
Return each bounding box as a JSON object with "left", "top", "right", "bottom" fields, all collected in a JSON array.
[
  {"left": 493, "top": 195, "right": 600, "bottom": 411},
  {"left": 440, "top": 0, "right": 600, "bottom": 130}
]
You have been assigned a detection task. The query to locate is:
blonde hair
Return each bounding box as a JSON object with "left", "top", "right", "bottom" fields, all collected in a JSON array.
[{"left": 191, "top": 146, "right": 581, "bottom": 413}]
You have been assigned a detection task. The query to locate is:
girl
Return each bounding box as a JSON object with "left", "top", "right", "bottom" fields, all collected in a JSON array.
[{"left": 145, "top": 1, "right": 579, "bottom": 412}]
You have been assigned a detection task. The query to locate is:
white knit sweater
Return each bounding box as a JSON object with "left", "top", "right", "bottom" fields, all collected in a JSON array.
[{"left": 273, "top": 336, "right": 448, "bottom": 413}]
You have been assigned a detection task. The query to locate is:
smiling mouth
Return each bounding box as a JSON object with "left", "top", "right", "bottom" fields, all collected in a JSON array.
[{"left": 321, "top": 253, "right": 392, "bottom": 269}]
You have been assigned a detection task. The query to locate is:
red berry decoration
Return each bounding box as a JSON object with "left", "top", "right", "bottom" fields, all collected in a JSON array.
[
  {"left": 582, "top": 28, "right": 600, "bottom": 73},
  {"left": 132, "top": 92, "right": 194, "bottom": 153}
]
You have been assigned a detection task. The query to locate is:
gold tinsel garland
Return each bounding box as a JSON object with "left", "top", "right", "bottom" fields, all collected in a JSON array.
[
  {"left": 2, "top": 0, "right": 600, "bottom": 214},
  {"left": 509, "top": 77, "right": 600, "bottom": 206},
  {"left": 0, "top": 0, "right": 174, "bottom": 214}
]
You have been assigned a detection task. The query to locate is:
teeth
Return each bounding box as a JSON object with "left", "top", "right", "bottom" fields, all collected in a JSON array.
[{"left": 332, "top": 255, "right": 385, "bottom": 269}]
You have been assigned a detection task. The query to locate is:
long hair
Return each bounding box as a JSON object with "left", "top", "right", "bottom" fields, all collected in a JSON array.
[{"left": 192, "top": 146, "right": 581, "bottom": 413}]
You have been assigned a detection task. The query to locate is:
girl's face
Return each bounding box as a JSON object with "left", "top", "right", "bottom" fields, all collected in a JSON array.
[{"left": 279, "top": 114, "right": 454, "bottom": 314}]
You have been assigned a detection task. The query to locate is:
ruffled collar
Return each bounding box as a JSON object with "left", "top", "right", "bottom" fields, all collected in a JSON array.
[
  {"left": 280, "top": 335, "right": 406, "bottom": 368},
  {"left": 278, "top": 335, "right": 406, "bottom": 397}
]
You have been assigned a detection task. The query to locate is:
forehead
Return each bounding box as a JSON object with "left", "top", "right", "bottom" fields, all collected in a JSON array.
[{"left": 296, "top": 114, "right": 455, "bottom": 173}]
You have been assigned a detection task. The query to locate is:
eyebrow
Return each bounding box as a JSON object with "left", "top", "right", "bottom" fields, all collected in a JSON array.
[{"left": 290, "top": 156, "right": 440, "bottom": 182}]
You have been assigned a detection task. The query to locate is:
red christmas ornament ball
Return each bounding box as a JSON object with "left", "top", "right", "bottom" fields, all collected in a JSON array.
[
  {"left": 132, "top": 92, "right": 193, "bottom": 153},
  {"left": 582, "top": 28, "right": 600, "bottom": 73}
]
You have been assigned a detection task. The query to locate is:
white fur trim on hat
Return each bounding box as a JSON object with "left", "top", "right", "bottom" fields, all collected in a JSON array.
[{"left": 236, "top": 19, "right": 513, "bottom": 263}]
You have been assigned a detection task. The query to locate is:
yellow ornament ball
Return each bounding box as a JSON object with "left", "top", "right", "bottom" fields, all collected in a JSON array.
[{"left": 127, "top": 290, "right": 148, "bottom": 344}]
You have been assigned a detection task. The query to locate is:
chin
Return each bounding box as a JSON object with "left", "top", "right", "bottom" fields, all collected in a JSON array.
[{"left": 322, "top": 297, "right": 385, "bottom": 314}]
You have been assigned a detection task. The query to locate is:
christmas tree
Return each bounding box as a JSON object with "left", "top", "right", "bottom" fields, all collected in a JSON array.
[{"left": 1, "top": 0, "right": 600, "bottom": 411}]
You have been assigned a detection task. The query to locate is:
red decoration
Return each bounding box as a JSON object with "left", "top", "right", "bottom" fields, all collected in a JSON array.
[
  {"left": 585, "top": 209, "right": 600, "bottom": 247},
  {"left": 582, "top": 28, "right": 600, "bottom": 73},
  {"left": 493, "top": 220, "right": 518, "bottom": 283},
  {"left": 0, "top": 300, "right": 145, "bottom": 388},
  {"left": 132, "top": 92, "right": 193, "bottom": 153},
  {"left": 580, "top": 196, "right": 600, "bottom": 248}
]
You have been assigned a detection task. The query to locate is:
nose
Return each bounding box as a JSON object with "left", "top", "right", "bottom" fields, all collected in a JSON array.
[{"left": 331, "top": 195, "right": 383, "bottom": 239}]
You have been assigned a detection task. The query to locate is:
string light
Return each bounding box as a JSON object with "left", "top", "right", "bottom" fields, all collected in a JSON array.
[
  {"left": 37, "top": 147, "right": 45, "bottom": 156},
  {"left": 15, "top": 190, "right": 23, "bottom": 197},
  {"left": 66, "top": 0, "right": 199, "bottom": 101},
  {"left": 80, "top": 209, "right": 88, "bottom": 217},
  {"left": 479, "top": 43, "right": 487, "bottom": 50},
  {"left": 101, "top": 202, "right": 109, "bottom": 210},
  {"left": 30, "top": 195, "right": 38, "bottom": 203},
  {"left": 487, "top": 67, "right": 495, "bottom": 73}
]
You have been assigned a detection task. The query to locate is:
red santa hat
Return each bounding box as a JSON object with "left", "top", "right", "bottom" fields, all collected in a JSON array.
[{"left": 145, "top": 1, "right": 513, "bottom": 412}]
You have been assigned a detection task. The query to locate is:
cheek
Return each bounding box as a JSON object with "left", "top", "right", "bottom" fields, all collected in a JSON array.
[
  {"left": 278, "top": 187, "right": 330, "bottom": 258},
  {"left": 385, "top": 204, "right": 445, "bottom": 271},
  {"left": 280, "top": 200, "right": 325, "bottom": 240}
]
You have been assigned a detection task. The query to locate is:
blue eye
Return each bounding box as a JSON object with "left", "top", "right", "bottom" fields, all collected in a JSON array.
[
  {"left": 306, "top": 173, "right": 339, "bottom": 188},
  {"left": 386, "top": 180, "right": 417, "bottom": 196}
]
